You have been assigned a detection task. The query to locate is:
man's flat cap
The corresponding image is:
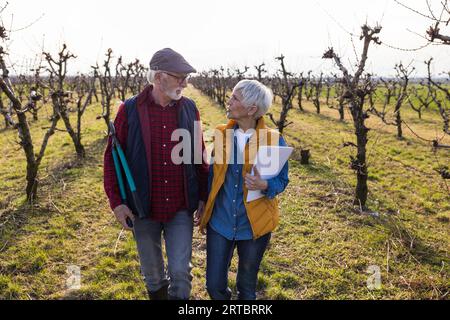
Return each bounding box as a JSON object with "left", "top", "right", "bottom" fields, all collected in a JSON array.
[{"left": 149, "top": 48, "right": 196, "bottom": 74}]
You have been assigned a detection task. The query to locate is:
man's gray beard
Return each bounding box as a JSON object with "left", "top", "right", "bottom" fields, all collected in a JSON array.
[{"left": 165, "top": 89, "right": 182, "bottom": 101}]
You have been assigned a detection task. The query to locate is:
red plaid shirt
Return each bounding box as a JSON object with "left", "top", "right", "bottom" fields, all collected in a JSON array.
[{"left": 103, "top": 86, "right": 209, "bottom": 222}]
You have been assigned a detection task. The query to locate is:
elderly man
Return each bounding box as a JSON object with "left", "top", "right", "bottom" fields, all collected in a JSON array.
[{"left": 103, "top": 48, "right": 209, "bottom": 300}]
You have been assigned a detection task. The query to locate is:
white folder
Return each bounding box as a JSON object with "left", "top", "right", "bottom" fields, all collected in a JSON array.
[{"left": 246, "top": 146, "right": 293, "bottom": 202}]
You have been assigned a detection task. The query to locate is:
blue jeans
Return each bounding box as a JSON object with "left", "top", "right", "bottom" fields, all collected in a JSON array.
[
  {"left": 133, "top": 210, "right": 193, "bottom": 299},
  {"left": 206, "top": 225, "right": 271, "bottom": 300}
]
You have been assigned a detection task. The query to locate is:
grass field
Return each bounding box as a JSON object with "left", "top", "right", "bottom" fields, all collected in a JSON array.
[{"left": 0, "top": 85, "right": 449, "bottom": 300}]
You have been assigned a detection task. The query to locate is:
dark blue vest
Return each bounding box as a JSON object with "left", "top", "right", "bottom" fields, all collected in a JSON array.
[{"left": 124, "top": 95, "right": 200, "bottom": 218}]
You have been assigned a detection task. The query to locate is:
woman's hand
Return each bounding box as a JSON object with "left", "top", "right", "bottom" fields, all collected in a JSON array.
[
  {"left": 245, "top": 167, "right": 268, "bottom": 191},
  {"left": 194, "top": 201, "right": 205, "bottom": 227}
]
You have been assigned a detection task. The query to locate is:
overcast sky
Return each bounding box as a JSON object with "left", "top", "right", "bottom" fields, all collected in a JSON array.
[{"left": 3, "top": 0, "right": 450, "bottom": 77}]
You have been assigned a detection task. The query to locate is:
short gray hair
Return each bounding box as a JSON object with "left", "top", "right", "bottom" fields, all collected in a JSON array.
[{"left": 234, "top": 80, "right": 273, "bottom": 119}]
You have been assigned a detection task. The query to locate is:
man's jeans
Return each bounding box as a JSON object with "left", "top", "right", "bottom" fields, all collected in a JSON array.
[
  {"left": 206, "top": 225, "right": 271, "bottom": 300},
  {"left": 133, "top": 210, "right": 193, "bottom": 299}
]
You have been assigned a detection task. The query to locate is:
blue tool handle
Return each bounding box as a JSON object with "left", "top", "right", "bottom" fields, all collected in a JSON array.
[
  {"left": 115, "top": 143, "right": 138, "bottom": 192},
  {"left": 112, "top": 148, "right": 134, "bottom": 228},
  {"left": 112, "top": 147, "right": 127, "bottom": 201}
]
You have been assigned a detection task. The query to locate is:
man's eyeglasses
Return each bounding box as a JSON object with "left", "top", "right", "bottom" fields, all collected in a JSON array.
[{"left": 162, "top": 72, "right": 190, "bottom": 84}]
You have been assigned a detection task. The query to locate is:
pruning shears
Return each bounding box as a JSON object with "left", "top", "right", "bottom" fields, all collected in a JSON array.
[{"left": 108, "top": 121, "right": 146, "bottom": 228}]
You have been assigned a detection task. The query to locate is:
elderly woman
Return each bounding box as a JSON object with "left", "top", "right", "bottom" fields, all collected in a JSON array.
[{"left": 198, "top": 79, "right": 290, "bottom": 300}]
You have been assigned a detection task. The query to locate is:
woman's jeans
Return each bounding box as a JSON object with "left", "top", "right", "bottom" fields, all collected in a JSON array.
[
  {"left": 206, "top": 225, "right": 271, "bottom": 300},
  {"left": 133, "top": 210, "right": 193, "bottom": 300}
]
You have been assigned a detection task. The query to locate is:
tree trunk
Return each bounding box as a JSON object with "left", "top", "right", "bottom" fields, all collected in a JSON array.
[
  {"left": 396, "top": 110, "right": 403, "bottom": 139},
  {"left": 352, "top": 103, "right": 369, "bottom": 209},
  {"left": 278, "top": 105, "right": 289, "bottom": 134},
  {"left": 26, "top": 163, "right": 39, "bottom": 202},
  {"left": 101, "top": 96, "right": 112, "bottom": 131},
  {"left": 338, "top": 96, "right": 345, "bottom": 121},
  {"left": 326, "top": 86, "right": 331, "bottom": 106},
  {"left": 300, "top": 149, "right": 310, "bottom": 165},
  {"left": 3, "top": 116, "right": 9, "bottom": 128},
  {"left": 60, "top": 110, "right": 85, "bottom": 158},
  {"left": 298, "top": 86, "right": 304, "bottom": 111},
  {"left": 16, "top": 112, "right": 39, "bottom": 202},
  {"left": 313, "top": 98, "right": 320, "bottom": 114}
]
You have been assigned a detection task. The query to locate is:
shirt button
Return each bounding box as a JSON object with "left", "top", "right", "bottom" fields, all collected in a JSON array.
[
  {"left": 165, "top": 180, "right": 168, "bottom": 184},
  {"left": 163, "top": 125, "right": 166, "bottom": 129},
  {"left": 235, "top": 185, "right": 238, "bottom": 188},
  {"left": 164, "top": 162, "right": 167, "bottom": 165},
  {"left": 163, "top": 144, "right": 166, "bottom": 148},
  {"left": 166, "top": 198, "right": 169, "bottom": 202},
  {"left": 233, "top": 200, "right": 236, "bottom": 203}
]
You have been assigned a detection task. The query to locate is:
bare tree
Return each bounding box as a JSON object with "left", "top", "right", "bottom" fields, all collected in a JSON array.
[
  {"left": 13, "top": 69, "right": 45, "bottom": 122},
  {"left": 190, "top": 71, "right": 215, "bottom": 101},
  {"left": 395, "top": 0, "right": 450, "bottom": 44},
  {"left": 369, "top": 63, "right": 414, "bottom": 139},
  {"left": 267, "top": 54, "right": 297, "bottom": 134},
  {"left": 254, "top": 63, "right": 267, "bottom": 82},
  {"left": 218, "top": 68, "right": 234, "bottom": 108},
  {"left": 395, "top": 0, "right": 450, "bottom": 151},
  {"left": 44, "top": 44, "right": 85, "bottom": 158},
  {"left": 324, "top": 76, "right": 333, "bottom": 107},
  {"left": 235, "top": 66, "right": 249, "bottom": 81},
  {"left": 323, "top": 24, "right": 382, "bottom": 209},
  {"left": 425, "top": 1, "right": 450, "bottom": 44},
  {"left": 94, "top": 48, "right": 115, "bottom": 129},
  {"left": 129, "top": 59, "right": 147, "bottom": 96},
  {"left": 425, "top": 58, "right": 449, "bottom": 135},
  {"left": 311, "top": 72, "right": 324, "bottom": 114},
  {"left": 115, "top": 56, "right": 131, "bottom": 101},
  {"left": 73, "top": 73, "right": 95, "bottom": 145},
  {"left": 392, "top": 63, "right": 414, "bottom": 139},
  {"left": 379, "top": 78, "right": 398, "bottom": 107},
  {"left": 304, "top": 70, "right": 313, "bottom": 101},
  {"left": 328, "top": 74, "right": 346, "bottom": 121},
  {"left": 0, "top": 26, "right": 60, "bottom": 201},
  {"left": 407, "top": 85, "right": 433, "bottom": 119},
  {"left": 0, "top": 89, "right": 15, "bottom": 128},
  {"left": 114, "top": 56, "right": 145, "bottom": 101},
  {"left": 297, "top": 72, "right": 305, "bottom": 111}
]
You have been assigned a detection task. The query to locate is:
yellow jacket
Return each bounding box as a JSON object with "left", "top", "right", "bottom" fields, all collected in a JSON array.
[{"left": 200, "top": 117, "right": 282, "bottom": 239}]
